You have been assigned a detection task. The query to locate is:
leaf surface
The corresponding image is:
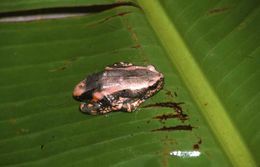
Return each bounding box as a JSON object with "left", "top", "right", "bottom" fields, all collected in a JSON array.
[{"left": 0, "top": 0, "right": 259, "bottom": 166}]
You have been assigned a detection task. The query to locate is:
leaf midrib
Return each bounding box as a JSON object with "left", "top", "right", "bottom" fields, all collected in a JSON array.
[{"left": 136, "top": 0, "right": 257, "bottom": 166}]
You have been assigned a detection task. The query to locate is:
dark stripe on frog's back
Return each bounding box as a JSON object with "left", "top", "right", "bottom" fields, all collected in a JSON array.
[
  {"left": 85, "top": 72, "right": 103, "bottom": 90},
  {"left": 111, "top": 88, "right": 148, "bottom": 99}
]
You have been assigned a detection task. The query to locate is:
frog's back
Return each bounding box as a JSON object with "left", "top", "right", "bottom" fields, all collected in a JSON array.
[{"left": 100, "top": 67, "right": 162, "bottom": 92}]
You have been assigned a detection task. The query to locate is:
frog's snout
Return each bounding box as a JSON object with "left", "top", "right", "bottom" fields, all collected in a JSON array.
[{"left": 72, "top": 81, "right": 87, "bottom": 101}]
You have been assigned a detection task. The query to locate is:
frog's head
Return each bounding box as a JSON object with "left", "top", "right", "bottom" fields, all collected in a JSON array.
[
  {"left": 72, "top": 80, "right": 94, "bottom": 102},
  {"left": 73, "top": 73, "right": 103, "bottom": 102}
]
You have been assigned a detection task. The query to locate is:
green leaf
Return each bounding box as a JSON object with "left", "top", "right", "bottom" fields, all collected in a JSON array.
[
  {"left": 0, "top": 0, "right": 259, "bottom": 167},
  {"left": 137, "top": 0, "right": 259, "bottom": 166}
]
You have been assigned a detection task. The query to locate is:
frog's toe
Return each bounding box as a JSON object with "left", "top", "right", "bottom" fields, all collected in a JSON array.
[
  {"left": 79, "top": 103, "right": 98, "bottom": 115},
  {"left": 122, "top": 100, "right": 144, "bottom": 112},
  {"left": 125, "top": 103, "right": 134, "bottom": 112}
]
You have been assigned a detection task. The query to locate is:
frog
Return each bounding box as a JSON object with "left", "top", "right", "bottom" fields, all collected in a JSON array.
[{"left": 72, "top": 62, "right": 164, "bottom": 115}]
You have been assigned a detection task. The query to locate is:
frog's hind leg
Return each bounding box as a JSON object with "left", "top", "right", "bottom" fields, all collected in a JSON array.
[
  {"left": 143, "top": 78, "right": 164, "bottom": 99},
  {"left": 121, "top": 99, "right": 145, "bottom": 112},
  {"left": 114, "top": 89, "right": 148, "bottom": 99}
]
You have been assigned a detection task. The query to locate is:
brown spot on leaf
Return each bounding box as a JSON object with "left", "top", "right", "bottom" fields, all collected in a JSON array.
[
  {"left": 164, "top": 90, "right": 174, "bottom": 98},
  {"left": 120, "top": 9, "right": 149, "bottom": 63},
  {"left": 152, "top": 125, "right": 194, "bottom": 132},
  {"left": 143, "top": 102, "right": 184, "bottom": 113},
  {"left": 193, "top": 138, "right": 202, "bottom": 150},
  {"left": 131, "top": 44, "right": 141, "bottom": 49},
  {"left": 49, "top": 57, "right": 78, "bottom": 72},
  {"left": 193, "top": 144, "right": 199, "bottom": 150},
  {"left": 143, "top": 102, "right": 187, "bottom": 122},
  {"left": 208, "top": 7, "right": 231, "bottom": 15},
  {"left": 153, "top": 113, "right": 188, "bottom": 122}
]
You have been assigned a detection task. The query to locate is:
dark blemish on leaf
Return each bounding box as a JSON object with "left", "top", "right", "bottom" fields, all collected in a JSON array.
[
  {"left": 193, "top": 138, "right": 202, "bottom": 150},
  {"left": 40, "top": 144, "right": 44, "bottom": 150},
  {"left": 49, "top": 66, "right": 67, "bottom": 72},
  {"left": 152, "top": 125, "right": 194, "bottom": 132},
  {"left": 131, "top": 44, "right": 141, "bottom": 49},
  {"left": 143, "top": 102, "right": 184, "bottom": 113},
  {"left": 204, "top": 102, "right": 208, "bottom": 106},
  {"left": 193, "top": 144, "right": 199, "bottom": 150},
  {"left": 49, "top": 57, "right": 78, "bottom": 72},
  {"left": 207, "top": 7, "right": 231, "bottom": 15},
  {"left": 144, "top": 102, "right": 188, "bottom": 122},
  {"left": 164, "top": 89, "right": 174, "bottom": 98},
  {"left": 121, "top": 11, "right": 149, "bottom": 63},
  {"left": 153, "top": 112, "right": 188, "bottom": 122},
  {"left": 198, "top": 139, "right": 202, "bottom": 144},
  {"left": 146, "top": 120, "right": 151, "bottom": 124},
  {"left": 174, "top": 91, "right": 178, "bottom": 97}
]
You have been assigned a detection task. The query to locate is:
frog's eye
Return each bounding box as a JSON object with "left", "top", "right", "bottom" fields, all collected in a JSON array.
[{"left": 78, "top": 90, "right": 94, "bottom": 101}]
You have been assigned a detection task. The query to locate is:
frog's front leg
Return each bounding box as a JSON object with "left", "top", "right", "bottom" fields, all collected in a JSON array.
[
  {"left": 95, "top": 94, "right": 117, "bottom": 114},
  {"left": 79, "top": 102, "right": 102, "bottom": 115},
  {"left": 79, "top": 94, "right": 115, "bottom": 115}
]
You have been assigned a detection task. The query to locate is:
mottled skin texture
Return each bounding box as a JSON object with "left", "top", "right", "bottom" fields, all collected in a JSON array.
[{"left": 73, "top": 62, "right": 164, "bottom": 115}]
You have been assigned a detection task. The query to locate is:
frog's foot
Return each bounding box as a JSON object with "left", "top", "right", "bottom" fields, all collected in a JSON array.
[
  {"left": 121, "top": 99, "right": 145, "bottom": 112},
  {"left": 79, "top": 103, "right": 98, "bottom": 115},
  {"left": 106, "top": 62, "right": 133, "bottom": 69},
  {"left": 99, "top": 107, "right": 113, "bottom": 114}
]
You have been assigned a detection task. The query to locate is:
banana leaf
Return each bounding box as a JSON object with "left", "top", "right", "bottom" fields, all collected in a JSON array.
[{"left": 0, "top": 0, "right": 259, "bottom": 166}]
